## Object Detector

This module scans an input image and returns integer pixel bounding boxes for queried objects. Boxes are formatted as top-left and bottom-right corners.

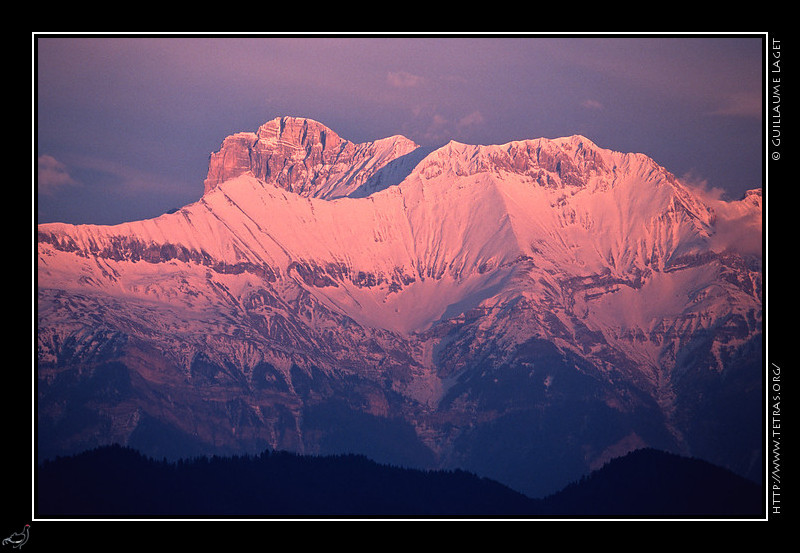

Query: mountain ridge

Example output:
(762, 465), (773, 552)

(36, 116), (763, 498)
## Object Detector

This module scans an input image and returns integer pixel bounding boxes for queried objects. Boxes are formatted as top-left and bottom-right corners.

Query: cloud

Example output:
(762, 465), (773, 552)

(457, 110), (485, 128)
(581, 99), (604, 110)
(387, 71), (424, 88)
(709, 91), (762, 118)
(679, 170), (762, 256)
(408, 113), (450, 145)
(431, 114), (447, 127)
(37, 155), (79, 195)
(710, 201), (762, 257)
(679, 169), (729, 201)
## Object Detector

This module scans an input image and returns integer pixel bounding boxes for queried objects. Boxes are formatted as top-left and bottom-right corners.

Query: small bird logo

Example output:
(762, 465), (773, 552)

(2, 525), (29, 549)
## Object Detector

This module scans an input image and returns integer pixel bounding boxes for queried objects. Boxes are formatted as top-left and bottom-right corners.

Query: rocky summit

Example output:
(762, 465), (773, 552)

(203, 116), (420, 198)
(36, 117), (762, 498)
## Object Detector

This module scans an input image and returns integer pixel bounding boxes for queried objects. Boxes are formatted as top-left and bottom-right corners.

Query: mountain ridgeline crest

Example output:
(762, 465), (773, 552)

(37, 116), (763, 501)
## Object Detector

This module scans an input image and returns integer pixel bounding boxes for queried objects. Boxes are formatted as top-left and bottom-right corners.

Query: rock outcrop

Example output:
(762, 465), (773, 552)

(203, 116), (420, 199)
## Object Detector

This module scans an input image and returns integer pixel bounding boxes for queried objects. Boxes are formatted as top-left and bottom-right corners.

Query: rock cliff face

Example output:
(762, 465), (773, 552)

(37, 117), (763, 498)
(203, 116), (420, 199)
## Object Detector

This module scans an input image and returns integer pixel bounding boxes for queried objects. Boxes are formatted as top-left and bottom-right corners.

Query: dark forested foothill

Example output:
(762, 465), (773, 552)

(35, 445), (763, 519)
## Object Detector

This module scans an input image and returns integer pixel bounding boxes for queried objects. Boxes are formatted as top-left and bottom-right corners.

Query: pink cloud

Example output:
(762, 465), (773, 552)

(581, 99), (604, 110)
(387, 71), (424, 88)
(458, 110), (485, 128)
(37, 155), (78, 195)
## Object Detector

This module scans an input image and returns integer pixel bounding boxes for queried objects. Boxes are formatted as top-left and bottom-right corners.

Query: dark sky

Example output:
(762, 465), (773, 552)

(35, 34), (765, 225)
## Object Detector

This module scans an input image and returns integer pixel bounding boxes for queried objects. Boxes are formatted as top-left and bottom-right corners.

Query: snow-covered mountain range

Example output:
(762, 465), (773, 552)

(36, 116), (763, 497)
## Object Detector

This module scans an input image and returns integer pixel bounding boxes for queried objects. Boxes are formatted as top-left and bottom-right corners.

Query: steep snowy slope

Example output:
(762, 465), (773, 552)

(39, 130), (731, 334)
(36, 117), (763, 497)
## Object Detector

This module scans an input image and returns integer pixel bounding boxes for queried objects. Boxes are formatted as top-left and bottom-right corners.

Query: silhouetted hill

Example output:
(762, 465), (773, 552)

(542, 448), (764, 518)
(35, 445), (536, 518)
(35, 445), (763, 519)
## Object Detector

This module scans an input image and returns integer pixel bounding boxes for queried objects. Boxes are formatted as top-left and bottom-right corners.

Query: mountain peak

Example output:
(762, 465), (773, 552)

(547, 133), (596, 147)
(256, 116), (344, 151)
(203, 116), (419, 199)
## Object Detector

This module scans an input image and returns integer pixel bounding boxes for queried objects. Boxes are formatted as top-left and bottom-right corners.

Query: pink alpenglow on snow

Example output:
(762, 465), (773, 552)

(37, 117), (762, 499)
